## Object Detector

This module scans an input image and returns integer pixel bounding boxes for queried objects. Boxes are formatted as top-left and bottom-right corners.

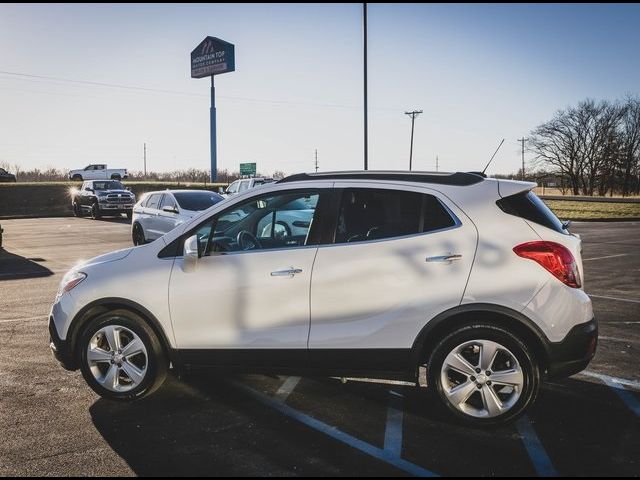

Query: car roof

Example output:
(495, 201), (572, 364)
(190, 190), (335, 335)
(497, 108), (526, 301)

(276, 170), (484, 186)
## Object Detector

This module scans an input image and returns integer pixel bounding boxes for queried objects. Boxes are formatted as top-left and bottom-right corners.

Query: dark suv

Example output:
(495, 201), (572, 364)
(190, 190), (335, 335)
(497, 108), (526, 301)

(72, 180), (136, 219)
(0, 168), (16, 182)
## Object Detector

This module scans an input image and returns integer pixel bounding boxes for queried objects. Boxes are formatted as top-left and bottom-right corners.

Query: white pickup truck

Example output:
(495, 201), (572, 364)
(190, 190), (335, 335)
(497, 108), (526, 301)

(68, 164), (128, 181)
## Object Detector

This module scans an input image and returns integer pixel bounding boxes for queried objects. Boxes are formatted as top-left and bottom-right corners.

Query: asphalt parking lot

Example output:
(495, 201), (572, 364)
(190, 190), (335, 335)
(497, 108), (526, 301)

(0, 217), (638, 476)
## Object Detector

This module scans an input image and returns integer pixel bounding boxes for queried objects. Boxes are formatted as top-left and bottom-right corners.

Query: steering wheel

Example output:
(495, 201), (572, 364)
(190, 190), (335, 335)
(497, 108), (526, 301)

(237, 230), (262, 251)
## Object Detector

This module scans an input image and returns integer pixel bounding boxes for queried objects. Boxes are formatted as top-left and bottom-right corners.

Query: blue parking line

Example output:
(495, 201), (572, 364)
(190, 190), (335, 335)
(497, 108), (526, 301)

(600, 377), (640, 417)
(516, 416), (559, 477)
(383, 390), (404, 457)
(232, 381), (438, 477)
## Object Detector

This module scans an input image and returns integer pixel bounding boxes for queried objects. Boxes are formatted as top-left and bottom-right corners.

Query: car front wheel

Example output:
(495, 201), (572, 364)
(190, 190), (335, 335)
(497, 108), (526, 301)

(90, 203), (101, 220)
(427, 324), (540, 426)
(78, 310), (168, 401)
(132, 223), (146, 245)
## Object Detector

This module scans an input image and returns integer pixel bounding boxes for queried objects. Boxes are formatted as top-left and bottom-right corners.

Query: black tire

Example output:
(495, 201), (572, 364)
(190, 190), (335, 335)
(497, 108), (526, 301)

(132, 223), (146, 246)
(111, 174), (121, 180)
(77, 310), (168, 401)
(73, 202), (83, 217)
(72, 174), (82, 181)
(126, 210), (132, 220)
(427, 323), (540, 427)
(90, 203), (101, 220)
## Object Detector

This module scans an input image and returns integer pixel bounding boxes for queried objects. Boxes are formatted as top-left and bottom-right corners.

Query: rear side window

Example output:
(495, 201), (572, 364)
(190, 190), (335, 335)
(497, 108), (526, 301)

(334, 188), (456, 243)
(496, 191), (565, 233)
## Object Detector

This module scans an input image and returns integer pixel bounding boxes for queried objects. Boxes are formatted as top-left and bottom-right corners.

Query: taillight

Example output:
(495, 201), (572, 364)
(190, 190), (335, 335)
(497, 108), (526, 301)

(513, 241), (581, 288)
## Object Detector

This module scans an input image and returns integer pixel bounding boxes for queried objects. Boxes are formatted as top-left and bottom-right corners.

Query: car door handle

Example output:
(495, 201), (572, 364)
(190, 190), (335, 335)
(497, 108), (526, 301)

(270, 268), (303, 277)
(426, 254), (462, 263)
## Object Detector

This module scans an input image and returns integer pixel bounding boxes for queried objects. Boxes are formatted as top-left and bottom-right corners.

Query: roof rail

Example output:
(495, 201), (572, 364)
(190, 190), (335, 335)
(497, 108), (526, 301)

(276, 170), (484, 186)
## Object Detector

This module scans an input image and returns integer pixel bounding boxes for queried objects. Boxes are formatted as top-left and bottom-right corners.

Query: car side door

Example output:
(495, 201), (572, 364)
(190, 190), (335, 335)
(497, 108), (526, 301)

(168, 186), (331, 367)
(156, 193), (181, 235)
(142, 193), (163, 240)
(308, 183), (478, 372)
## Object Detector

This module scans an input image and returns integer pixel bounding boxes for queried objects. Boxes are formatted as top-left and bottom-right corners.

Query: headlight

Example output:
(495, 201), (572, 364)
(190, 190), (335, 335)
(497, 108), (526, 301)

(57, 271), (87, 298)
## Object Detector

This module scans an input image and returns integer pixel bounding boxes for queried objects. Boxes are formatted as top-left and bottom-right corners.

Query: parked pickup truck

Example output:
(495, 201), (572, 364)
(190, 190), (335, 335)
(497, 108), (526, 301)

(72, 180), (136, 219)
(68, 164), (128, 181)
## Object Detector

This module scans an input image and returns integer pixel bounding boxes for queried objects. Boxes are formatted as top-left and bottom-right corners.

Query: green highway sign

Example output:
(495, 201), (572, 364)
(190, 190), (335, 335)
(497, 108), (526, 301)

(240, 162), (256, 176)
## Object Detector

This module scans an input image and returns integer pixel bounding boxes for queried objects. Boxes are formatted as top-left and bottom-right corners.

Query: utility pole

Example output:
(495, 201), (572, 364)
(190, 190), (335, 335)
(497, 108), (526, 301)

(517, 138), (527, 180)
(143, 142), (147, 177)
(314, 149), (319, 173)
(405, 110), (423, 171)
(363, 3), (369, 170)
(436, 155), (439, 172)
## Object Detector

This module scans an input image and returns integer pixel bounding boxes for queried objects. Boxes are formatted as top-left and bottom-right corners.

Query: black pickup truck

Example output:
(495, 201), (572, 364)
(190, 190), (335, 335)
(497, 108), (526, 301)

(72, 180), (136, 219)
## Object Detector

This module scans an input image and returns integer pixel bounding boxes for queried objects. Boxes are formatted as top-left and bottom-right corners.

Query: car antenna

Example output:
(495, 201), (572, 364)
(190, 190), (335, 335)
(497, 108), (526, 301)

(481, 138), (505, 175)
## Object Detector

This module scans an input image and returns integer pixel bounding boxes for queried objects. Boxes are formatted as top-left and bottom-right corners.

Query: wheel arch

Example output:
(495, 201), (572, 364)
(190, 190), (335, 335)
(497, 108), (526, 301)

(67, 297), (177, 369)
(411, 303), (552, 374)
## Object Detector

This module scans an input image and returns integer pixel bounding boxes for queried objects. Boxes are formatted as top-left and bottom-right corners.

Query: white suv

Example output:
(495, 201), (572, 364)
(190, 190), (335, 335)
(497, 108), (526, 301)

(49, 171), (596, 426)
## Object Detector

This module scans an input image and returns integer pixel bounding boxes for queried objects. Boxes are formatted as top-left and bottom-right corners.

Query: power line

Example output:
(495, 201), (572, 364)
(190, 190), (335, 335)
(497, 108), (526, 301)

(0, 69), (400, 112)
(404, 110), (423, 171)
(517, 137), (527, 180)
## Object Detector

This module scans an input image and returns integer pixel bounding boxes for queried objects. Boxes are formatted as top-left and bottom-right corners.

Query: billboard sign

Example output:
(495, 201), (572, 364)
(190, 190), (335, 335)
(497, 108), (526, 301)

(240, 162), (257, 177)
(191, 36), (235, 78)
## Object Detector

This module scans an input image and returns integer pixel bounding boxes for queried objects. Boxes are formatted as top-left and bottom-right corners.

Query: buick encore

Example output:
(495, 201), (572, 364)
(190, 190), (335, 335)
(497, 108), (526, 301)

(49, 171), (596, 426)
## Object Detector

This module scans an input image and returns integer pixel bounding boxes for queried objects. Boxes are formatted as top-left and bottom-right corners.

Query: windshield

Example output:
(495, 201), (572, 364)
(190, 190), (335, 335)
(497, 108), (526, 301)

(93, 181), (125, 190)
(174, 191), (224, 211)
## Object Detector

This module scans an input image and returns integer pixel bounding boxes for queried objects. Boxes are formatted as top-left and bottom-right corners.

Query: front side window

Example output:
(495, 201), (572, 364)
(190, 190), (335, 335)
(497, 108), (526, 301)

(334, 188), (456, 243)
(145, 193), (161, 210)
(193, 191), (320, 256)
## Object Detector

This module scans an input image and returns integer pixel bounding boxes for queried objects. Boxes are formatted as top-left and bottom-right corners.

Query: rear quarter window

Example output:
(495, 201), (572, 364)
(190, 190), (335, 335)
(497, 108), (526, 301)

(496, 191), (565, 233)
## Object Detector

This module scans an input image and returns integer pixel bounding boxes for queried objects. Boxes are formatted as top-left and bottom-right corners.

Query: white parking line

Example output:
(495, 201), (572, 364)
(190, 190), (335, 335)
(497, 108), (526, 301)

(582, 253), (629, 262)
(588, 294), (640, 304)
(580, 371), (640, 391)
(0, 316), (46, 324)
(274, 376), (300, 403)
(232, 380), (437, 477)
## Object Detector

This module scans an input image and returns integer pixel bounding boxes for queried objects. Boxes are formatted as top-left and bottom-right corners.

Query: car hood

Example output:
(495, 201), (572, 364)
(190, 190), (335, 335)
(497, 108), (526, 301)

(76, 247), (133, 270)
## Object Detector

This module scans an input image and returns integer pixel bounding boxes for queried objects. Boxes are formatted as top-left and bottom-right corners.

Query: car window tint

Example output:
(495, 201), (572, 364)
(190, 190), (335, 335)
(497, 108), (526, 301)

(334, 188), (456, 243)
(195, 191), (320, 256)
(173, 191), (223, 211)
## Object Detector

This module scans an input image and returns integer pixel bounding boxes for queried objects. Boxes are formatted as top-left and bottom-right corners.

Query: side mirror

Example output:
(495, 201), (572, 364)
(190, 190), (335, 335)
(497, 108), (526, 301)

(162, 205), (179, 214)
(183, 235), (200, 272)
(85, 187), (93, 192)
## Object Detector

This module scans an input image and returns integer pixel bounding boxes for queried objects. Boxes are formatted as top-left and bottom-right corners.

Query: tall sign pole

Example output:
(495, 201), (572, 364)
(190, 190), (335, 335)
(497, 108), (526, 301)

(363, 3), (369, 171)
(191, 36), (235, 183)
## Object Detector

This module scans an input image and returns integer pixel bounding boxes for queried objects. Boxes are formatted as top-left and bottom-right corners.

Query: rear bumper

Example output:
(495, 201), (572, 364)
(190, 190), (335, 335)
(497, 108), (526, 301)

(546, 317), (597, 379)
(49, 316), (77, 371)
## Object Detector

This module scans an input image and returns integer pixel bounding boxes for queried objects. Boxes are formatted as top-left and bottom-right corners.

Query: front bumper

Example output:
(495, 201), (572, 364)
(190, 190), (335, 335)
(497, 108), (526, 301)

(49, 315), (77, 371)
(98, 203), (133, 211)
(546, 317), (598, 379)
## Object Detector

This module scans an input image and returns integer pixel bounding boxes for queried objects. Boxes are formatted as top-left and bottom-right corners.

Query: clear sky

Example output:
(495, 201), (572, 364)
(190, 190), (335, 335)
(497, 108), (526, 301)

(1, 3), (640, 176)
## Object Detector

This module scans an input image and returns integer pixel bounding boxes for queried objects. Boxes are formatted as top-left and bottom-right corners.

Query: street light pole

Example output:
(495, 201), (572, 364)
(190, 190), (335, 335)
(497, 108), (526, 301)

(363, 3), (368, 171)
(405, 110), (423, 171)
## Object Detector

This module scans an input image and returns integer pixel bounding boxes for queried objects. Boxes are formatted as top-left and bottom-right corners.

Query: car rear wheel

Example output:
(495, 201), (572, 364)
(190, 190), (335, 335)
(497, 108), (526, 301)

(132, 223), (146, 245)
(72, 174), (82, 181)
(427, 324), (539, 426)
(78, 310), (168, 401)
(111, 174), (121, 180)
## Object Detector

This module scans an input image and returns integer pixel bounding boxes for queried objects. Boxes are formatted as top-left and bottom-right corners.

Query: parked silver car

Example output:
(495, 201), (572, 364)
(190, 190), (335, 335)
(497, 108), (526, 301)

(131, 190), (224, 245)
